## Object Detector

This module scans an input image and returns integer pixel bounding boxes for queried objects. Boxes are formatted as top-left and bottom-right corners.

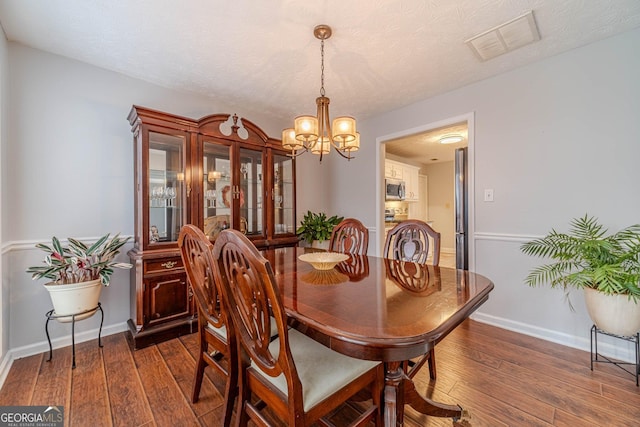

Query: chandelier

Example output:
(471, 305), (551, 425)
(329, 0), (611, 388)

(282, 25), (359, 162)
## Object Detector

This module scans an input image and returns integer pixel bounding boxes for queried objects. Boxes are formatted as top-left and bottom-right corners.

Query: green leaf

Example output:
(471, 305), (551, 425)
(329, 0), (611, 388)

(521, 214), (640, 299)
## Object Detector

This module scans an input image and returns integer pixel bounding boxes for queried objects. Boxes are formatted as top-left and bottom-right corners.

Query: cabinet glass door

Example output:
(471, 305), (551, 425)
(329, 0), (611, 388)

(273, 153), (295, 236)
(148, 132), (185, 245)
(239, 147), (264, 238)
(203, 142), (232, 239)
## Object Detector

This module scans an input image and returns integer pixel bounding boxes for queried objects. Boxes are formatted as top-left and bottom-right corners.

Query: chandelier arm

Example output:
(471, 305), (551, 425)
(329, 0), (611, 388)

(286, 146), (309, 158)
(332, 146), (354, 160)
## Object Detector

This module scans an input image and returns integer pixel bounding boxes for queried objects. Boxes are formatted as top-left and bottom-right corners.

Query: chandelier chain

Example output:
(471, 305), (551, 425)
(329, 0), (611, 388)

(320, 38), (325, 97)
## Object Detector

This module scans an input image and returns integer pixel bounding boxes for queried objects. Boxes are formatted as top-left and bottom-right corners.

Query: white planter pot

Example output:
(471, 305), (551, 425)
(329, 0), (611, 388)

(44, 279), (103, 323)
(584, 287), (640, 336)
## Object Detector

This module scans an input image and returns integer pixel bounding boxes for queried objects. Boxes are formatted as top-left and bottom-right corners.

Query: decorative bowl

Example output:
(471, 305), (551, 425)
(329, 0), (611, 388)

(298, 252), (349, 270)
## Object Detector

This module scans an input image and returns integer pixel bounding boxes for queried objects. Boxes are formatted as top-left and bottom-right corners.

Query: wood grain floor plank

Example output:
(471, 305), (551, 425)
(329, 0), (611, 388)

(455, 321), (591, 364)
(1, 320), (639, 426)
(102, 333), (155, 427)
(601, 381), (640, 405)
(0, 354), (42, 405)
(403, 385), (507, 427)
(156, 337), (225, 417)
(68, 340), (112, 426)
(448, 381), (552, 426)
(179, 332), (228, 394)
(31, 346), (73, 408)
(499, 360), (640, 425)
(435, 353), (556, 423)
(551, 408), (605, 427)
(447, 322), (614, 396)
(133, 344), (200, 427)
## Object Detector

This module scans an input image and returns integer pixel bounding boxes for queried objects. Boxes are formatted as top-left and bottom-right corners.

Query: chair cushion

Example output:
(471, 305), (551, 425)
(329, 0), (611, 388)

(251, 328), (380, 411)
(206, 322), (227, 339)
(207, 318), (279, 341)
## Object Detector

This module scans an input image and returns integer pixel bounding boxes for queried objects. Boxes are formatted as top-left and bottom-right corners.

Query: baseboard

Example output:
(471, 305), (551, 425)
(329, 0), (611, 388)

(0, 352), (12, 391)
(0, 321), (129, 389)
(471, 312), (636, 363)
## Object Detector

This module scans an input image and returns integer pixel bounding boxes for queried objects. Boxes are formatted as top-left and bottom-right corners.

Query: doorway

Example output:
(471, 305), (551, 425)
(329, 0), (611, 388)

(377, 113), (474, 270)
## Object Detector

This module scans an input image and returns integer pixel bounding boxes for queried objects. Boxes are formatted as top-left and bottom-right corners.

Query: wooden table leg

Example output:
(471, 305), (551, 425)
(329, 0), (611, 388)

(384, 362), (466, 426)
(402, 374), (462, 418)
(383, 362), (403, 427)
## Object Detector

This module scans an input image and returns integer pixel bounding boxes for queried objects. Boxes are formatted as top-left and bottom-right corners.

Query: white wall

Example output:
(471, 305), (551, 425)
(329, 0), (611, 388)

(2, 44), (289, 360)
(0, 24), (8, 371)
(326, 28), (640, 359)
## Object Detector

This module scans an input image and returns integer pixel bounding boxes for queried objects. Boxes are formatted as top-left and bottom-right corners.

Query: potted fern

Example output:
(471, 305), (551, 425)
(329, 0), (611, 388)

(521, 215), (640, 336)
(27, 233), (132, 321)
(296, 211), (343, 250)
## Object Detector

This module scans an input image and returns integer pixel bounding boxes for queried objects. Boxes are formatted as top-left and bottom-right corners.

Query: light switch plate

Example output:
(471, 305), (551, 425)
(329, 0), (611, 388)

(484, 189), (494, 202)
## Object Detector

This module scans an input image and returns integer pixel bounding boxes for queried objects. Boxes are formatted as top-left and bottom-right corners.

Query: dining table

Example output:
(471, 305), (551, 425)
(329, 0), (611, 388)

(262, 246), (495, 427)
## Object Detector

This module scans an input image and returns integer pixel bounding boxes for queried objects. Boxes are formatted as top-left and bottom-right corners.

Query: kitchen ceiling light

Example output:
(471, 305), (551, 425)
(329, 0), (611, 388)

(439, 134), (464, 144)
(282, 25), (358, 162)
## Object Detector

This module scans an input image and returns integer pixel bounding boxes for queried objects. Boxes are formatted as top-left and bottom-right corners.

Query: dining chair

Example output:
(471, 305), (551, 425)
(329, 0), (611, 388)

(384, 219), (441, 266)
(329, 217), (369, 255)
(178, 225), (237, 427)
(384, 219), (441, 380)
(212, 229), (383, 427)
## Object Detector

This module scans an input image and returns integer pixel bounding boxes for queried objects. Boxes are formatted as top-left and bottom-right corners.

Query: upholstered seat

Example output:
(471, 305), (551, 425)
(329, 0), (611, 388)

(254, 328), (379, 412)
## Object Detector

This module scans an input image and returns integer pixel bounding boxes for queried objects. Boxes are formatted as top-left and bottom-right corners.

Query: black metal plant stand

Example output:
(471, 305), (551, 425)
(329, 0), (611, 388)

(590, 324), (640, 386)
(45, 303), (104, 369)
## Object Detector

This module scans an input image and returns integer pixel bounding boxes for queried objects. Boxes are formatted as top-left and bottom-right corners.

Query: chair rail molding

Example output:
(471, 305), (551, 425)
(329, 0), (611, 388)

(473, 232), (541, 243)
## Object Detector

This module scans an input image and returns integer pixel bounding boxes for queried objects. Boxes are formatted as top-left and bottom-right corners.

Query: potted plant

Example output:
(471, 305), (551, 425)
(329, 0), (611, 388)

(296, 211), (344, 250)
(27, 233), (132, 321)
(521, 214), (640, 336)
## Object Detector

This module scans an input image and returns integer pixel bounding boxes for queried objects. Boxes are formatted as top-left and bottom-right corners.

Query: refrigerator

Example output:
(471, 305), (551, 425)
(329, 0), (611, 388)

(454, 148), (468, 270)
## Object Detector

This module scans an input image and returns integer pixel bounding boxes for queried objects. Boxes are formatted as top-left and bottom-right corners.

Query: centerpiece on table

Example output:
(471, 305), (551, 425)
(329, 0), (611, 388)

(27, 233), (132, 321)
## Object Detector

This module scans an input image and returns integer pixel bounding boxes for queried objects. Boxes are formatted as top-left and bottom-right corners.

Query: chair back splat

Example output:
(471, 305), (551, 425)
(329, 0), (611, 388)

(384, 219), (441, 266)
(329, 218), (369, 255)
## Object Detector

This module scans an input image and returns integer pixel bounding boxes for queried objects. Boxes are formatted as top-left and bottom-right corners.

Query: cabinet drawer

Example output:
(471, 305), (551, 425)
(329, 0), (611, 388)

(144, 256), (184, 274)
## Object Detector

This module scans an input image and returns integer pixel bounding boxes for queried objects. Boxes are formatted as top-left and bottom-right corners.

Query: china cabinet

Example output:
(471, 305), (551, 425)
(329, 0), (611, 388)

(127, 106), (297, 348)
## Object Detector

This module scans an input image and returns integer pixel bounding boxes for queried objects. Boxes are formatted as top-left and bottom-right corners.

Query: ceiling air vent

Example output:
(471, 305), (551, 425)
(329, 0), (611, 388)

(465, 11), (540, 61)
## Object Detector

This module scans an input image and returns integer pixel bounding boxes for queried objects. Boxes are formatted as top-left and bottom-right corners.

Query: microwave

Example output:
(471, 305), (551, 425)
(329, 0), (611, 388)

(385, 178), (406, 200)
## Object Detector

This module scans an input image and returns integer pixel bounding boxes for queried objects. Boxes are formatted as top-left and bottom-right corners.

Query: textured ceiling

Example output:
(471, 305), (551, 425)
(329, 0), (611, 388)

(386, 122), (469, 165)
(1, 0), (639, 127)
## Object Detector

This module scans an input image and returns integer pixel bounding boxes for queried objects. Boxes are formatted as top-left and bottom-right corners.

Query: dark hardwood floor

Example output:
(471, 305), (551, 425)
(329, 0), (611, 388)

(1, 319), (639, 426)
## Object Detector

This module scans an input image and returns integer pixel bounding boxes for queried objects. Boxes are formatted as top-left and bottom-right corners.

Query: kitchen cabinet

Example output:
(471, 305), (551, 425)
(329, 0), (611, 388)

(127, 106), (297, 348)
(385, 160), (403, 179)
(385, 159), (420, 202)
(403, 164), (420, 202)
